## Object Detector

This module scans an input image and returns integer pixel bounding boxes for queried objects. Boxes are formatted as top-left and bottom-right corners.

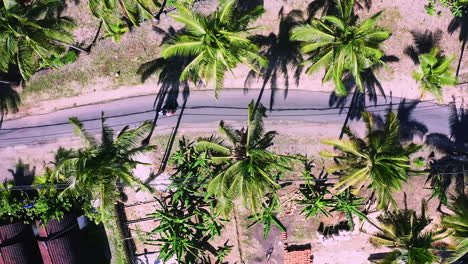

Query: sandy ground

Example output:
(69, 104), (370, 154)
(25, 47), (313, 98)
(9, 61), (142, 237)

(3, 0), (467, 121)
(0, 119), (454, 263)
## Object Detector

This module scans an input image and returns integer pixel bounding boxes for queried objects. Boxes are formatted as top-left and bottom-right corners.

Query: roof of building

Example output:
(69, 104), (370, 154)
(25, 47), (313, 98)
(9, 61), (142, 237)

(281, 232), (313, 264)
(37, 214), (87, 264)
(0, 222), (42, 264)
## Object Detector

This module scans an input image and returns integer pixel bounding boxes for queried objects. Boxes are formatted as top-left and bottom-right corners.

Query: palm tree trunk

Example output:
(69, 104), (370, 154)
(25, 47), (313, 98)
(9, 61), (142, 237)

(87, 20), (103, 52)
(339, 90), (359, 139)
(154, 0), (168, 21)
(232, 206), (244, 263)
(104, 203), (131, 264)
(456, 39), (466, 77)
(53, 40), (89, 54)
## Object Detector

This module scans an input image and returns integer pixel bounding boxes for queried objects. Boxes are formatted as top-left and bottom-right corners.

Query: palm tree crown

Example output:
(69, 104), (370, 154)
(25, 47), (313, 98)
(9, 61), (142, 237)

(55, 115), (155, 223)
(195, 101), (294, 216)
(0, 0), (75, 80)
(370, 200), (448, 264)
(290, 0), (390, 95)
(161, 0), (268, 97)
(442, 194), (468, 262)
(320, 110), (421, 209)
(412, 47), (458, 100)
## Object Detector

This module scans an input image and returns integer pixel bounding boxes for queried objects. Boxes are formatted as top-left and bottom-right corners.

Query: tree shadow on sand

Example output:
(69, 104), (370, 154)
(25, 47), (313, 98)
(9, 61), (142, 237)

(447, 8), (468, 76)
(404, 29), (442, 65)
(425, 98), (468, 211)
(137, 26), (191, 145)
(8, 159), (36, 186)
(328, 56), (399, 139)
(245, 8), (304, 111)
(0, 82), (21, 129)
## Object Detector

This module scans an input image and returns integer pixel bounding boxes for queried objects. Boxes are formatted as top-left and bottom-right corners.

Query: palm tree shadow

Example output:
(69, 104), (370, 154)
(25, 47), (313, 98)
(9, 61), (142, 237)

(448, 8), (468, 76)
(425, 98), (468, 197)
(245, 8), (304, 111)
(306, 0), (372, 19)
(235, 0), (264, 13)
(8, 159), (35, 186)
(404, 30), (442, 65)
(0, 83), (21, 129)
(138, 26), (191, 145)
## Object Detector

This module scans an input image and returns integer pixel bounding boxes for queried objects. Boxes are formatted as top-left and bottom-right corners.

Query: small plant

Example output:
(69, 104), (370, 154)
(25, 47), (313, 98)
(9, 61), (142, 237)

(426, 0), (467, 17)
(413, 157), (426, 168)
(247, 197), (286, 240)
(39, 50), (78, 69)
(412, 47), (458, 101)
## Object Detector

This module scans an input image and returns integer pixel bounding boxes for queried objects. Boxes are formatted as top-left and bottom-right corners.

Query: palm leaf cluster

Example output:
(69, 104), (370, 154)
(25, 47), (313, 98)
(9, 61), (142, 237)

(144, 138), (231, 263)
(321, 110), (422, 209)
(0, 0), (75, 80)
(54, 115), (155, 224)
(442, 194), (468, 262)
(298, 165), (368, 231)
(370, 201), (448, 264)
(412, 47), (458, 100)
(0, 83), (20, 128)
(290, 0), (390, 95)
(195, 101), (295, 216)
(161, 0), (267, 97)
(88, 0), (160, 41)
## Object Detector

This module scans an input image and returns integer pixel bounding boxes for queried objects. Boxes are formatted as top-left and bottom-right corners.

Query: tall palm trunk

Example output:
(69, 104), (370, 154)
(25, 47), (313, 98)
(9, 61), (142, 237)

(105, 203), (131, 264)
(232, 206), (244, 263)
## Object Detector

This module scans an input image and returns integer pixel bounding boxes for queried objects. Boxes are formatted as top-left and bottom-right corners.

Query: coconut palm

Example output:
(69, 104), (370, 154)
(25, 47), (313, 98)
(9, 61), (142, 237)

(369, 200), (448, 264)
(290, 0), (390, 96)
(195, 101), (295, 216)
(320, 110), (422, 209)
(412, 47), (458, 100)
(442, 194), (468, 262)
(54, 114), (155, 264)
(0, 0), (75, 80)
(161, 0), (267, 97)
(88, 0), (160, 41)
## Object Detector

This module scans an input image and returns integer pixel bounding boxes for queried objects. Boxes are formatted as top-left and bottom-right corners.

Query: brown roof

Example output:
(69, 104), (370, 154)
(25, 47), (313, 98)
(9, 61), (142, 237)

(0, 222), (42, 264)
(37, 214), (87, 264)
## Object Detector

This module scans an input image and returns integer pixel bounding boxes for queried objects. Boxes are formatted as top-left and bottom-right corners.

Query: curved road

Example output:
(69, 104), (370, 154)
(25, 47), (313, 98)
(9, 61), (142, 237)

(0, 89), (452, 148)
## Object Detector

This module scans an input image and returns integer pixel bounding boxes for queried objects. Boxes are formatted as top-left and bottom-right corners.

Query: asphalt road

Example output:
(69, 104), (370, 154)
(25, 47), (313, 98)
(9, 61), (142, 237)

(0, 89), (452, 148)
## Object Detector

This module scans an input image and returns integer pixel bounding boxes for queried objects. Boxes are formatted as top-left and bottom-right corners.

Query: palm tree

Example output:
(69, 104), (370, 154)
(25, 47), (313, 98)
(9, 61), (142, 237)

(441, 194), (468, 262)
(0, 0), (75, 80)
(369, 200), (448, 264)
(290, 0), (390, 96)
(412, 47), (458, 101)
(54, 114), (155, 264)
(195, 101), (295, 216)
(88, 0), (160, 41)
(0, 83), (20, 129)
(320, 110), (422, 209)
(161, 0), (267, 97)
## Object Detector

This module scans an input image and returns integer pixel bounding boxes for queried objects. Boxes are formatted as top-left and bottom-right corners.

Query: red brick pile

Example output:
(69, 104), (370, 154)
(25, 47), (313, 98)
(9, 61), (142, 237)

(282, 232), (313, 264)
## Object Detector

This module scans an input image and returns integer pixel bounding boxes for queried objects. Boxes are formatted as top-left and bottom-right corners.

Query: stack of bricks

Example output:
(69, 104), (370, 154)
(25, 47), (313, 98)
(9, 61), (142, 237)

(281, 232), (313, 264)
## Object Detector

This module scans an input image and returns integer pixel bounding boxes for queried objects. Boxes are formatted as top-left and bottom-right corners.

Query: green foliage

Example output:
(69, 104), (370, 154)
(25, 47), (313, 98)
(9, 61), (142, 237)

(425, 0), (467, 17)
(370, 200), (448, 264)
(39, 50), (78, 69)
(54, 115), (155, 224)
(31, 167), (90, 225)
(441, 194), (468, 262)
(143, 138), (231, 263)
(412, 157), (426, 168)
(0, 0), (75, 80)
(321, 110), (422, 210)
(247, 196), (286, 240)
(412, 47), (458, 101)
(297, 161), (369, 231)
(290, 0), (390, 96)
(0, 83), (20, 125)
(0, 182), (33, 224)
(167, 0), (194, 7)
(195, 101), (296, 216)
(88, 0), (160, 41)
(161, 0), (267, 96)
